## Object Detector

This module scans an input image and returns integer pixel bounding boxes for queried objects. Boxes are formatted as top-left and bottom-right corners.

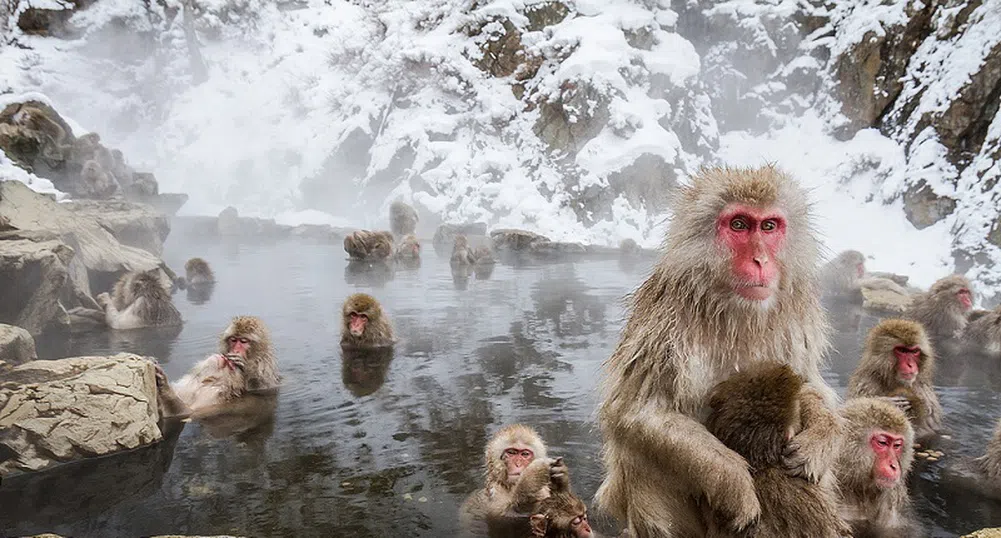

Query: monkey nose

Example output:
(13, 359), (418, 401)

(753, 255), (769, 266)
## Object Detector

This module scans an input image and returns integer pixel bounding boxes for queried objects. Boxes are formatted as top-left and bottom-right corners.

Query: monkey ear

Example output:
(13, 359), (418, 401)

(530, 514), (548, 537)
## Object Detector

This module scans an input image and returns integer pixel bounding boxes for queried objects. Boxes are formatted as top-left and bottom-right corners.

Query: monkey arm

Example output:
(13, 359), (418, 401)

(508, 458), (556, 513)
(783, 386), (844, 483)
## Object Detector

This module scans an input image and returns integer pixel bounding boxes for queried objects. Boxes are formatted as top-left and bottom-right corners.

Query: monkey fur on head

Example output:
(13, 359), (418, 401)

(184, 257), (215, 285)
(390, 200), (418, 237)
(705, 361), (848, 538)
(344, 230), (394, 261)
(99, 270), (182, 329)
(220, 315), (280, 390)
(341, 293), (395, 348)
(906, 274), (974, 343)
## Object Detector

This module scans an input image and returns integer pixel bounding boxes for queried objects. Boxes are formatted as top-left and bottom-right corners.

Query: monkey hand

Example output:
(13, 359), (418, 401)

(714, 466), (760, 534)
(95, 292), (111, 309)
(152, 363), (169, 388)
(883, 395), (912, 413)
(782, 429), (835, 483)
(548, 457), (570, 492)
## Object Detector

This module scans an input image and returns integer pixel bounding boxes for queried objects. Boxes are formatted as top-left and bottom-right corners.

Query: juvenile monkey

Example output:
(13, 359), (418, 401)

(460, 424), (567, 535)
(597, 166), (839, 538)
(529, 492), (594, 538)
(907, 274), (974, 343)
(341, 293), (395, 348)
(704, 362), (848, 538)
(963, 306), (1001, 357)
(819, 249), (865, 300)
(847, 319), (942, 441)
(80, 159), (118, 198)
(344, 230), (394, 261)
(184, 257), (215, 285)
(834, 398), (919, 538)
(451, 235), (495, 267)
(394, 234), (422, 269)
(389, 199), (419, 236)
(97, 270), (182, 329)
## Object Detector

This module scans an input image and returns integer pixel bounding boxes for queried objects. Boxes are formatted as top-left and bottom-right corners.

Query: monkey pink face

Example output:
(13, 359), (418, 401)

(957, 288), (973, 310)
(893, 345), (920, 383)
(572, 512), (593, 537)
(227, 335), (251, 357)
(856, 262), (865, 278)
(502, 446), (534, 481)
(716, 204), (786, 301)
(870, 430), (905, 489)
(349, 312), (368, 336)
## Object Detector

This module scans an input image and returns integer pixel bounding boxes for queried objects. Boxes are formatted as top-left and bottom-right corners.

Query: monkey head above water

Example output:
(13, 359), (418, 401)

(97, 270), (182, 330)
(219, 316), (280, 391)
(184, 257), (215, 285)
(907, 274), (974, 343)
(341, 293), (395, 348)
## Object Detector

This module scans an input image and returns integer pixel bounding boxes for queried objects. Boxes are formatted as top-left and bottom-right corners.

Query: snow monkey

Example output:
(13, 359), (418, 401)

(451, 234), (495, 267)
(459, 424), (568, 536)
(184, 257), (215, 285)
(596, 165), (840, 538)
(704, 361), (849, 538)
(154, 316), (280, 418)
(389, 199), (419, 236)
(97, 270), (182, 329)
(340, 293), (395, 348)
(394, 234), (422, 269)
(820, 249), (865, 300)
(80, 159), (118, 198)
(847, 319), (942, 441)
(528, 491), (594, 538)
(344, 230), (394, 261)
(963, 305), (1001, 357)
(834, 398), (920, 538)
(906, 274), (974, 344)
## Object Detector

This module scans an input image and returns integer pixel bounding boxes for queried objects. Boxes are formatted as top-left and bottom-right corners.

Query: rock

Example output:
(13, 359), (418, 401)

(490, 228), (551, 251)
(0, 180), (166, 282)
(534, 80), (610, 154)
(0, 237), (73, 335)
(0, 354), (163, 475)
(15, 0), (89, 38)
(63, 199), (170, 256)
(575, 154), (678, 224)
(529, 241), (587, 258)
(142, 192), (189, 215)
(126, 171), (159, 197)
(860, 278), (913, 313)
(0, 324), (37, 366)
(866, 271), (909, 287)
(963, 530), (1001, 538)
(290, 224), (350, 242)
(0, 229), (98, 314)
(902, 181), (957, 229)
(65, 307), (107, 332)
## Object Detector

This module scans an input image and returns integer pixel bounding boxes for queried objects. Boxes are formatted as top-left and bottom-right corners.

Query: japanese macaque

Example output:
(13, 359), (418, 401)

(907, 274), (974, 343)
(97, 270), (182, 329)
(80, 159), (118, 198)
(529, 492), (594, 538)
(390, 199), (419, 236)
(964, 306), (1001, 357)
(834, 398), (919, 538)
(184, 257), (215, 285)
(820, 249), (865, 300)
(344, 230), (394, 261)
(341, 346), (394, 397)
(704, 362), (848, 538)
(847, 319), (942, 441)
(597, 166), (839, 538)
(394, 234), (422, 268)
(971, 418), (1001, 498)
(459, 424), (566, 536)
(451, 235), (496, 267)
(219, 315), (281, 391)
(619, 238), (640, 257)
(341, 293), (395, 348)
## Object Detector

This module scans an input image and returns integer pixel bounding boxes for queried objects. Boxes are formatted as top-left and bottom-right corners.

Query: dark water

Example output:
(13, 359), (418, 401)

(3, 230), (1001, 537)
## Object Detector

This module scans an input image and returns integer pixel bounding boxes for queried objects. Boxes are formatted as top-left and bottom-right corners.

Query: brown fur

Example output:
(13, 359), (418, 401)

(394, 234), (421, 260)
(98, 270), (182, 329)
(530, 492), (592, 538)
(81, 159), (118, 198)
(835, 398), (918, 538)
(220, 316), (280, 390)
(907, 274), (973, 342)
(964, 306), (1001, 356)
(344, 230), (394, 261)
(704, 362), (847, 538)
(460, 424), (553, 536)
(452, 234), (495, 267)
(977, 419), (1001, 481)
(847, 319), (942, 440)
(596, 165), (837, 538)
(390, 200), (419, 236)
(184, 257), (215, 285)
(340, 293), (395, 348)
(820, 249), (865, 299)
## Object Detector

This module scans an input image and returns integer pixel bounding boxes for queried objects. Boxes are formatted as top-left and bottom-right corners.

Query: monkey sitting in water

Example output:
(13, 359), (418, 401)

(341, 293), (395, 348)
(344, 230), (394, 261)
(97, 270), (182, 329)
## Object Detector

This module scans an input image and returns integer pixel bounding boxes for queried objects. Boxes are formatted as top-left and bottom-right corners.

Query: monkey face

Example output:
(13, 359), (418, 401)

(348, 312), (369, 336)
(716, 204), (786, 302)
(957, 287), (973, 310)
(870, 430), (905, 489)
(227, 335), (253, 357)
(893, 345), (920, 384)
(502, 446), (535, 482)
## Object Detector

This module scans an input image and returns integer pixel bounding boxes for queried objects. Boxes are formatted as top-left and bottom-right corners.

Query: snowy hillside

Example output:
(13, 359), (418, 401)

(1, 0), (999, 291)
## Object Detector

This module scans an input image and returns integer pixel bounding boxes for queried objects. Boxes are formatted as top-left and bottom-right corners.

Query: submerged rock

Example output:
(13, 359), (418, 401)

(0, 324), (37, 366)
(0, 354), (163, 475)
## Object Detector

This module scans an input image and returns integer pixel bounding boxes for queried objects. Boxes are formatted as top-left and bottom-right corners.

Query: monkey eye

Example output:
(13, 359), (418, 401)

(227, 336), (249, 344)
(729, 217), (749, 231)
(760, 219), (778, 231)
(520, 449), (532, 458)
(572, 517), (582, 525)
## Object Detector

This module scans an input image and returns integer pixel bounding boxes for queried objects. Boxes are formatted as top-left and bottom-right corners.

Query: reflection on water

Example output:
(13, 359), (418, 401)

(5, 234), (1001, 537)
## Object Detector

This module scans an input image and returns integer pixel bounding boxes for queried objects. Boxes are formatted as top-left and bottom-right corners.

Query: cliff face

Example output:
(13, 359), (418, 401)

(1, 0), (999, 284)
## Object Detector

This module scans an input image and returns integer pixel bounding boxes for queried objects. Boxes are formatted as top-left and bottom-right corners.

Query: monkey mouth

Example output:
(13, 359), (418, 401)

(734, 283), (774, 301)
(874, 476), (898, 489)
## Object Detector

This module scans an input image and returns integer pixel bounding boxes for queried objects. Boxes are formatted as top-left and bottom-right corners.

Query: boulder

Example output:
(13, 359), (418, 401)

(63, 199), (171, 256)
(963, 530), (1001, 538)
(529, 241), (588, 258)
(0, 237), (73, 335)
(0, 229), (98, 314)
(490, 228), (551, 251)
(0, 354), (163, 475)
(861, 278), (913, 313)
(290, 223), (351, 242)
(217, 206), (290, 238)
(902, 181), (957, 229)
(0, 324), (37, 366)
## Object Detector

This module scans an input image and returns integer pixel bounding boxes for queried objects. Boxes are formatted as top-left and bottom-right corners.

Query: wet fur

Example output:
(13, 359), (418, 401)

(906, 274), (973, 343)
(344, 230), (394, 261)
(596, 165), (838, 538)
(704, 362), (848, 538)
(100, 270), (182, 329)
(341, 293), (395, 348)
(172, 355), (247, 415)
(963, 306), (1001, 356)
(847, 319), (942, 440)
(184, 257), (216, 285)
(835, 398), (918, 538)
(390, 200), (419, 236)
(221, 316), (281, 390)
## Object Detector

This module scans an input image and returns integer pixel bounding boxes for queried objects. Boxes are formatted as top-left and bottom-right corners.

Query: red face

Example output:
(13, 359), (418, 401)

(349, 312), (368, 336)
(870, 430), (905, 489)
(893, 345), (920, 382)
(716, 204), (786, 301)
(503, 446), (534, 480)
(571, 512), (593, 537)
(957, 288), (973, 310)
(856, 262), (865, 278)
(227, 335), (250, 357)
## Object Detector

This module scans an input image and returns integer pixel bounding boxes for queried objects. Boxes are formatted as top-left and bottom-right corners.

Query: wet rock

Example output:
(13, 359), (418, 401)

(490, 228), (551, 252)
(860, 278), (913, 313)
(0, 324), (37, 366)
(529, 241), (587, 258)
(63, 200), (170, 256)
(902, 181), (957, 229)
(216, 207), (289, 238)
(0, 237), (73, 335)
(0, 354), (163, 475)
(963, 530), (1001, 538)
